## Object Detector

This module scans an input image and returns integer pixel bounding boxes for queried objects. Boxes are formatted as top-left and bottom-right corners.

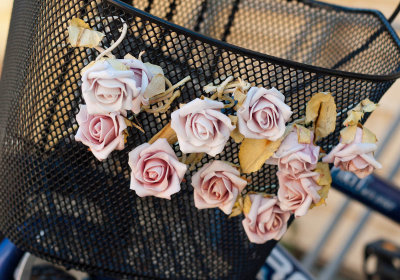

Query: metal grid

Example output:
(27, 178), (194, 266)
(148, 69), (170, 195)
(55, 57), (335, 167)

(0, 0), (399, 278)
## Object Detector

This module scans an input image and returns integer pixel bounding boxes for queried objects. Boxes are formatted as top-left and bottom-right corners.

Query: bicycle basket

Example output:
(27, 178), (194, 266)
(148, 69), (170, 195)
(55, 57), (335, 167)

(0, 0), (400, 279)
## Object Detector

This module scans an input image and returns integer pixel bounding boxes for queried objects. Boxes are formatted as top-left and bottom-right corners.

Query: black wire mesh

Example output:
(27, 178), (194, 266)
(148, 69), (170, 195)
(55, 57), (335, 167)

(0, 0), (400, 279)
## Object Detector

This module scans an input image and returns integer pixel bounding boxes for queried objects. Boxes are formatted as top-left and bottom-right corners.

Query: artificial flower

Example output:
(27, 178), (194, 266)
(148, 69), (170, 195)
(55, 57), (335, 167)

(128, 138), (187, 199)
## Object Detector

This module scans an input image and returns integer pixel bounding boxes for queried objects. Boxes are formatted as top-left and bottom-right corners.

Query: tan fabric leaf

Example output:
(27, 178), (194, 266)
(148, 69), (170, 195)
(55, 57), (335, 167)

(149, 122), (177, 145)
(343, 99), (378, 126)
(229, 195), (244, 218)
(68, 18), (104, 48)
(233, 88), (247, 110)
(183, 153), (205, 171)
(231, 127), (245, 143)
(362, 126), (377, 143)
(70, 17), (90, 29)
(311, 162), (332, 208)
(243, 195), (252, 215)
(144, 62), (164, 76)
(295, 124), (312, 144)
(305, 92), (337, 140)
(343, 111), (363, 126)
(361, 99), (378, 113)
(124, 54), (135, 59)
(239, 138), (282, 173)
(340, 125), (357, 144)
(229, 115), (244, 143)
(143, 74), (166, 99)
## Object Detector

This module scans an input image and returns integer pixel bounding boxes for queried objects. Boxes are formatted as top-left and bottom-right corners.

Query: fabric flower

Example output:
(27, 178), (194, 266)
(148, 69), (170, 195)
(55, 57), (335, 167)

(171, 98), (235, 157)
(277, 171), (321, 217)
(192, 160), (247, 214)
(237, 87), (292, 141)
(128, 138), (187, 199)
(274, 129), (320, 176)
(322, 127), (382, 178)
(81, 58), (152, 114)
(242, 194), (290, 244)
(75, 105), (127, 161)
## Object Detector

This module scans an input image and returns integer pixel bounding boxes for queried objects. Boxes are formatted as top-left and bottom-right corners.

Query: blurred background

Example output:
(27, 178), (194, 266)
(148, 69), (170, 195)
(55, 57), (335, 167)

(0, 0), (399, 279)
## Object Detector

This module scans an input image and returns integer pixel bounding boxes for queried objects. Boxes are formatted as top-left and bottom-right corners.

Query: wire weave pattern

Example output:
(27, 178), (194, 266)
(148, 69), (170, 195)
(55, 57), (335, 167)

(0, 0), (399, 278)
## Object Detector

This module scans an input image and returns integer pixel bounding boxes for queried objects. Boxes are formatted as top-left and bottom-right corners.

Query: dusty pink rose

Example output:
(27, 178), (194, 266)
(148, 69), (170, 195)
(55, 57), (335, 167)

(322, 127), (382, 178)
(242, 194), (290, 244)
(75, 105), (127, 161)
(277, 171), (321, 217)
(274, 129), (320, 176)
(238, 87), (292, 141)
(171, 98), (235, 156)
(82, 58), (152, 114)
(128, 138), (187, 199)
(192, 160), (247, 214)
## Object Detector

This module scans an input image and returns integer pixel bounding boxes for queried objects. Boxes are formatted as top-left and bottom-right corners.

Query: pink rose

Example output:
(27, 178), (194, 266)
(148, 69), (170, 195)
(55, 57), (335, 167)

(192, 160), (247, 214)
(275, 130), (320, 176)
(75, 105), (127, 161)
(128, 138), (187, 199)
(81, 58), (152, 114)
(277, 171), (321, 217)
(242, 195), (290, 244)
(238, 87), (292, 141)
(171, 98), (235, 156)
(322, 127), (382, 178)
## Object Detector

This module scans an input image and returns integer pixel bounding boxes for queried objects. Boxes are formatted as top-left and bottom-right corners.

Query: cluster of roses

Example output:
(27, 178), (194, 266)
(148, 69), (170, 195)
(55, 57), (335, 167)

(71, 18), (382, 244)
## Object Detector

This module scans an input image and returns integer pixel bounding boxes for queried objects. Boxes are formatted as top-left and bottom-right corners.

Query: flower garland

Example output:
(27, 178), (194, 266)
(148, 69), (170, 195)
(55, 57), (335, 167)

(67, 17), (382, 244)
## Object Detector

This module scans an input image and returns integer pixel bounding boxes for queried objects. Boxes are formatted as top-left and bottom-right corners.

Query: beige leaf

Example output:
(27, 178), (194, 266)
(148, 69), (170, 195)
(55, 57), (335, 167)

(143, 74), (166, 99)
(340, 125), (357, 144)
(149, 122), (177, 145)
(231, 127), (245, 143)
(229, 195), (244, 218)
(243, 195), (252, 215)
(343, 111), (363, 127)
(144, 62), (164, 76)
(305, 92), (337, 140)
(229, 115), (244, 143)
(124, 53), (135, 60)
(182, 153), (205, 171)
(239, 138), (282, 173)
(362, 126), (377, 143)
(295, 124), (312, 144)
(68, 18), (104, 48)
(311, 162), (332, 208)
(343, 99), (378, 126)
(233, 88), (247, 110)
(361, 98), (378, 113)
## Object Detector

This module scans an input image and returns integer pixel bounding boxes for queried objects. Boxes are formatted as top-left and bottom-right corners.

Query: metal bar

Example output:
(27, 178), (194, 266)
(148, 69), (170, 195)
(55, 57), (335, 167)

(301, 198), (351, 270)
(318, 208), (372, 280)
(388, 2), (400, 23)
(301, 113), (400, 271)
(318, 155), (400, 280)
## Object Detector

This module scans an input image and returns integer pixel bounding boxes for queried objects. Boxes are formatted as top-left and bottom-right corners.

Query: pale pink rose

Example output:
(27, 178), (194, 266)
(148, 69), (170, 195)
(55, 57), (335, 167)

(128, 138), (187, 199)
(171, 98), (235, 157)
(238, 87), (292, 141)
(81, 58), (152, 114)
(274, 130), (320, 176)
(75, 105), (127, 161)
(277, 171), (321, 217)
(192, 160), (247, 214)
(322, 127), (382, 178)
(242, 194), (290, 244)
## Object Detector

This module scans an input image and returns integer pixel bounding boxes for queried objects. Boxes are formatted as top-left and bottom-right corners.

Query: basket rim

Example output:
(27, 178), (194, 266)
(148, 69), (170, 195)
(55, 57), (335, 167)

(108, 0), (400, 82)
